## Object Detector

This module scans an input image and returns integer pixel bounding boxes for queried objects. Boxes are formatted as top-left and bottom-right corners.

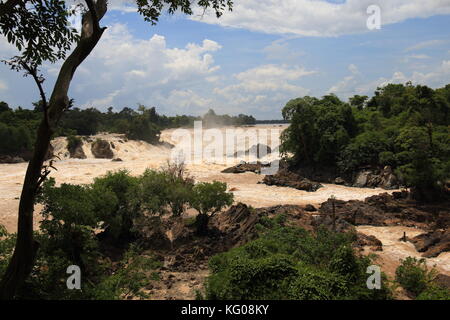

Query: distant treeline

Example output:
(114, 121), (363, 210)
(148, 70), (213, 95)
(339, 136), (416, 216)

(255, 119), (290, 124)
(0, 102), (257, 159)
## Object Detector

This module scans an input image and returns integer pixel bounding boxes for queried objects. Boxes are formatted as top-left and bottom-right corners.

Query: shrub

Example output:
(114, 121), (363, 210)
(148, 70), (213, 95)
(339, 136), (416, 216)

(205, 223), (392, 300)
(416, 285), (450, 300)
(190, 181), (234, 235)
(395, 257), (436, 297)
(91, 170), (139, 240)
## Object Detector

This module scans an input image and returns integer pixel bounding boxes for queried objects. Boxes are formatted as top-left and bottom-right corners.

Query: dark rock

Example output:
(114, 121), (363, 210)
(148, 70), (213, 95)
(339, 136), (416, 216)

(262, 169), (322, 192)
(410, 229), (450, 258)
(68, 138), (86, 159)
(221, 161), (269, 174)
(355, 233), (383, 251)
(91, 139), (114, 159)
(334, 177), (345, 185)
(353, 167), (399, 189)
(112, 158), (123, 162)
(304, 204), (317, 212)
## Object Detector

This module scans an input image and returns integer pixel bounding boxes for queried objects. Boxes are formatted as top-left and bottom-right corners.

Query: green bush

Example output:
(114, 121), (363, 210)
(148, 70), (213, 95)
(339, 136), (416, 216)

(92, 170), (139, 240)
(395, 257), (435, 297)
(416, 285), (450, 300)
(190, 181), (234, 235)
(205, 224), (392, 300)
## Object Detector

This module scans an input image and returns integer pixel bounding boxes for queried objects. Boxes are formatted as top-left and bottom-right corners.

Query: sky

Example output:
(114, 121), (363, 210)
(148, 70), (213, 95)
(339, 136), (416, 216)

(1, 0), (450, 119)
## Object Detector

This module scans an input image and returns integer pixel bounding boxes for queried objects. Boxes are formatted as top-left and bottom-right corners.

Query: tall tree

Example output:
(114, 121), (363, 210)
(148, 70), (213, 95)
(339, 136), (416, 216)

(0, 0), (233, 299)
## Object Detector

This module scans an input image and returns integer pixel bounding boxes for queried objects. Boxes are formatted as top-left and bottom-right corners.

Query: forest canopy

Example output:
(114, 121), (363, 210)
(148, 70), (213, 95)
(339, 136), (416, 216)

(280, 82), (450, 200)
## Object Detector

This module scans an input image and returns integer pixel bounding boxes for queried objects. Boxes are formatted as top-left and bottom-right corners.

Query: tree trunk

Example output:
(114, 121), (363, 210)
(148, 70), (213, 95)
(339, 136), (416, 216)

(0, 120), (51, 299)
(195, 213), (210, 236)
(0, 0), (107, 299)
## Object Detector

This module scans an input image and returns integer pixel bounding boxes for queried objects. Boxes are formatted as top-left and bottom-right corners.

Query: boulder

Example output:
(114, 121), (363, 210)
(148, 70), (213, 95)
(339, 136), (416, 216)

(68, 138), (86, 159)
(353, 167), (399, 189)
(334, 177), (345, 185)
(304, 204), (317, 212)
(262, 169), (322, 192)
(221, 161), (269, 174)
(353, 170), (371, 188)
(410, 230), (450, 258)
(70, 145), (86, 159)
(91, 139), (114, 159)
(112, 158), (123, 162)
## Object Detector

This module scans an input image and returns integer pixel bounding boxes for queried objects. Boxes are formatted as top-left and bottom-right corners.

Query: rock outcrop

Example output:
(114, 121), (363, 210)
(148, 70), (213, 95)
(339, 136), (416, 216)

(410, 229), (450, 258)
(68, 139), (86, 159)
(262, 169), (322, 192)
(221, 161), (270, 174)
(91, 139), (114, 159)
(353, 166), (399, 189)
(314, 193), (449, 232)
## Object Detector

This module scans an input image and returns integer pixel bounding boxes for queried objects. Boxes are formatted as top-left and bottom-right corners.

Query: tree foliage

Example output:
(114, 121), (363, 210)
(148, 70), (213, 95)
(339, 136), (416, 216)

(281, 83), (450, 199)
(206, 221), (392, 300)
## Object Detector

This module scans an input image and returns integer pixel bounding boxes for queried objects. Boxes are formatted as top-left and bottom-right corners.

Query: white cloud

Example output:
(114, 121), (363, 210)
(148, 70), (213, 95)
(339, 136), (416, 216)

(351, 60), (450, 98)
(192, 0), (450, 37)
(328, 64), (361, 97)
(405, 39), (447, 52)
(67, 23), (222, 114)
(213, 64), (315, 115)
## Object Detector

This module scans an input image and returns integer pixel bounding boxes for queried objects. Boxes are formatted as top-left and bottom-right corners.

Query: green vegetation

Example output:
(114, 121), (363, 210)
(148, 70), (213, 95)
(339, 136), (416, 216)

(205, 219), (392, 300)
(191, 181), (234, 235)
(0, 165), (234, 299)
(281, 83), (450, 200)
(395, 257), (449, 299)
(203, 109), (256, 127)
(0, 102), (257, 159)
(0, 102), (40, 158)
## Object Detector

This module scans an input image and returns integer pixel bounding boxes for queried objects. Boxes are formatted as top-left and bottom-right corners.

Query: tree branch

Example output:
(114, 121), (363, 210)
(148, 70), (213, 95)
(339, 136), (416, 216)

(20, 61), (49, 123)
(84, 0), (101, 33)
(0, 0), (25, 18)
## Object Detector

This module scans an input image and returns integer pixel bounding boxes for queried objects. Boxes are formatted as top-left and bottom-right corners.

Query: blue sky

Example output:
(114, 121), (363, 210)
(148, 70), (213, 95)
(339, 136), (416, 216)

(1, 0), (450, 119)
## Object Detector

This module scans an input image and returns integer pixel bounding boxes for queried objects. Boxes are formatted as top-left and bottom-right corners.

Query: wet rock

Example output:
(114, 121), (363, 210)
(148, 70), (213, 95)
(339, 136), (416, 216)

(355, 233), (383, 251)
(68, 139), (86, 159)
(353, 170), (371, 188)
(334, 177), (345, 185)
(221, 161), (269, 174)
(353, 167), (399, 189)
(410, 229), (450, 258)
(112, 158), (123, 162)
(91, 139), (114, 159)
(262, 169), (322, 192)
